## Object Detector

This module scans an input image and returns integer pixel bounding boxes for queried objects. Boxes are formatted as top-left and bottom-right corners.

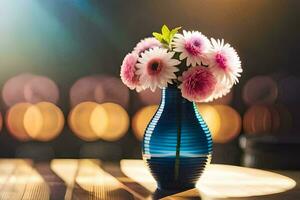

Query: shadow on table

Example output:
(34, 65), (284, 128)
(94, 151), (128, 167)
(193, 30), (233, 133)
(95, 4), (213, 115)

(152, 188), (202, 200)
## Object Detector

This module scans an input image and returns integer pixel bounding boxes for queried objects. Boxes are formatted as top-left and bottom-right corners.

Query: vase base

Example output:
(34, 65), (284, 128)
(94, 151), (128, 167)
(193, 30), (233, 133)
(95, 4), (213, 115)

(144, 155), (210, 193)
(153, 186), (196, 199)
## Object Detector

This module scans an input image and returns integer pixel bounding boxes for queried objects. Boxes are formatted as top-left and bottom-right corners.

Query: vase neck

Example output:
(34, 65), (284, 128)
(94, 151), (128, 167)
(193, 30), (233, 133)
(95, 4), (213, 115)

(161, 87), (193, 107)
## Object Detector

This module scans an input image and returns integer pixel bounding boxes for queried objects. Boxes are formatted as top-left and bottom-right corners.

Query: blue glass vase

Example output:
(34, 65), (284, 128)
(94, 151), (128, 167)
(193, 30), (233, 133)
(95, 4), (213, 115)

(142, 86), (213, 191)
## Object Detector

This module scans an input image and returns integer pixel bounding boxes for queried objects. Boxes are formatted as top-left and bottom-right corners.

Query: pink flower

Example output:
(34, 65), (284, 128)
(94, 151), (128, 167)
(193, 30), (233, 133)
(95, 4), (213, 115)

(204, 83), (231, 102)
(180, 66), (216, 102)
(136, 47), (180, 91)
(172, 30), (211, 66)
(120, 52), (143, 91)
(133, 37), (162, 55)
(207, 38), (242, 86)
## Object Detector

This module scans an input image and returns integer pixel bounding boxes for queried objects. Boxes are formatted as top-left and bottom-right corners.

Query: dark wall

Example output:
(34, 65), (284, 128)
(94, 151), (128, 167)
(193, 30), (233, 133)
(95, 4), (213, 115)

(1, 0), (299, 80)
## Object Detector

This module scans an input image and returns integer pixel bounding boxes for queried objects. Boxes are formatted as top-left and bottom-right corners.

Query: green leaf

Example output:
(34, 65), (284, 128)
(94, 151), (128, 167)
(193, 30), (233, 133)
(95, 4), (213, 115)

(152, 32), (163, 42)
(170, 27), (182, 42)
(171, 27), (181, 36)
(153, 25), (182, 46)
(161, 25), (170, 36)
(161, 25), (171, 43)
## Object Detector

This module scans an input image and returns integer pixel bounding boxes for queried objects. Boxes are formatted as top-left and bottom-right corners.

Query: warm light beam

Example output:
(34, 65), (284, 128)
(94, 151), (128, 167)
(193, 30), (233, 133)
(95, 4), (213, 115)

(121, 159), (296, 198)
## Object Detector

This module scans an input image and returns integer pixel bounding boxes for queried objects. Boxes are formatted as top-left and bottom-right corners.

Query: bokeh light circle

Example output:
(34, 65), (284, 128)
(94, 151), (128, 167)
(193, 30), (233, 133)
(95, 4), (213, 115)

(70, 75), (129, 109)
(197, 104), (221, 142)
(2, 73), (59, 107)
(89, 105), (108, 137)
(2, 73), (35, 107)
(94, 77), (129, 109)
(94, 103), (129, 141)
(197, 104), (241, 143)
(243, 105), (272, 135)
(6, 103), (32, 141)
(70, 76), (102, 108)
(25, 102), (64, 141)
(138, 89), (161, 105)
(23, 105), (44, 138)
(24, 75), (59, 104)
(213, 105), (241, 143)
(243, 76), (278, 106)
(68, 102), (100, 141)
(69, 102), (129, 141)
(243, 104), (292, 135)
(6, 102), (64, 141)
(132, 105), (158, 140)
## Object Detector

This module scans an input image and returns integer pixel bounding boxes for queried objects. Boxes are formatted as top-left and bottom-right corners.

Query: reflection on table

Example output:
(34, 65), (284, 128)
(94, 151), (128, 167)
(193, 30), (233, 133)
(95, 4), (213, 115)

(0, 159), (298, 200)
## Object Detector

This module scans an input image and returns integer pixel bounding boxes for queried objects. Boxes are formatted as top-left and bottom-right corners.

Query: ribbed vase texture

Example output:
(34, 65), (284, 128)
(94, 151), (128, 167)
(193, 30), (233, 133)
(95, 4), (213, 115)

(142, 86), (213, 190)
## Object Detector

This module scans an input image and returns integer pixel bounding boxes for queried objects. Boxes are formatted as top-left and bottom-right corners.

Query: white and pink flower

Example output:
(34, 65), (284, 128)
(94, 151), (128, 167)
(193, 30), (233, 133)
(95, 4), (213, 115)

(172, 30), (211, 67)
(120, 52), (143, 92)
(180, 66), (216, 102)
(136, 47), (180, 91)
(207, 38), (242, 86)
(133, 37), (162, 55)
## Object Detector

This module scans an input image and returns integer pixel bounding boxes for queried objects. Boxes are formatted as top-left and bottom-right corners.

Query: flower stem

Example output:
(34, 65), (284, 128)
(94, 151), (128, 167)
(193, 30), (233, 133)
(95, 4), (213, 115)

(174, 91), (182, 180)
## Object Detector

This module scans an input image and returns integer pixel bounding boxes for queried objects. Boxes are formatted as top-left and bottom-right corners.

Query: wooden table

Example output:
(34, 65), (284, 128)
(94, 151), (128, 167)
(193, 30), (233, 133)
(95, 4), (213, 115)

(0, 159), (299, 200)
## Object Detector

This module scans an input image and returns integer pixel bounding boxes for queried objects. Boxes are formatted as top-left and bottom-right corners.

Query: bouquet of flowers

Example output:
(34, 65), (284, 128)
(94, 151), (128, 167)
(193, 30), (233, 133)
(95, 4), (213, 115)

(120, 25), (242, 102)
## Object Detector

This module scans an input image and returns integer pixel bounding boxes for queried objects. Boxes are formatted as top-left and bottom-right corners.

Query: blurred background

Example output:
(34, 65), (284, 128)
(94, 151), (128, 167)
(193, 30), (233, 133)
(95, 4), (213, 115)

(0, 0), (299, 169)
